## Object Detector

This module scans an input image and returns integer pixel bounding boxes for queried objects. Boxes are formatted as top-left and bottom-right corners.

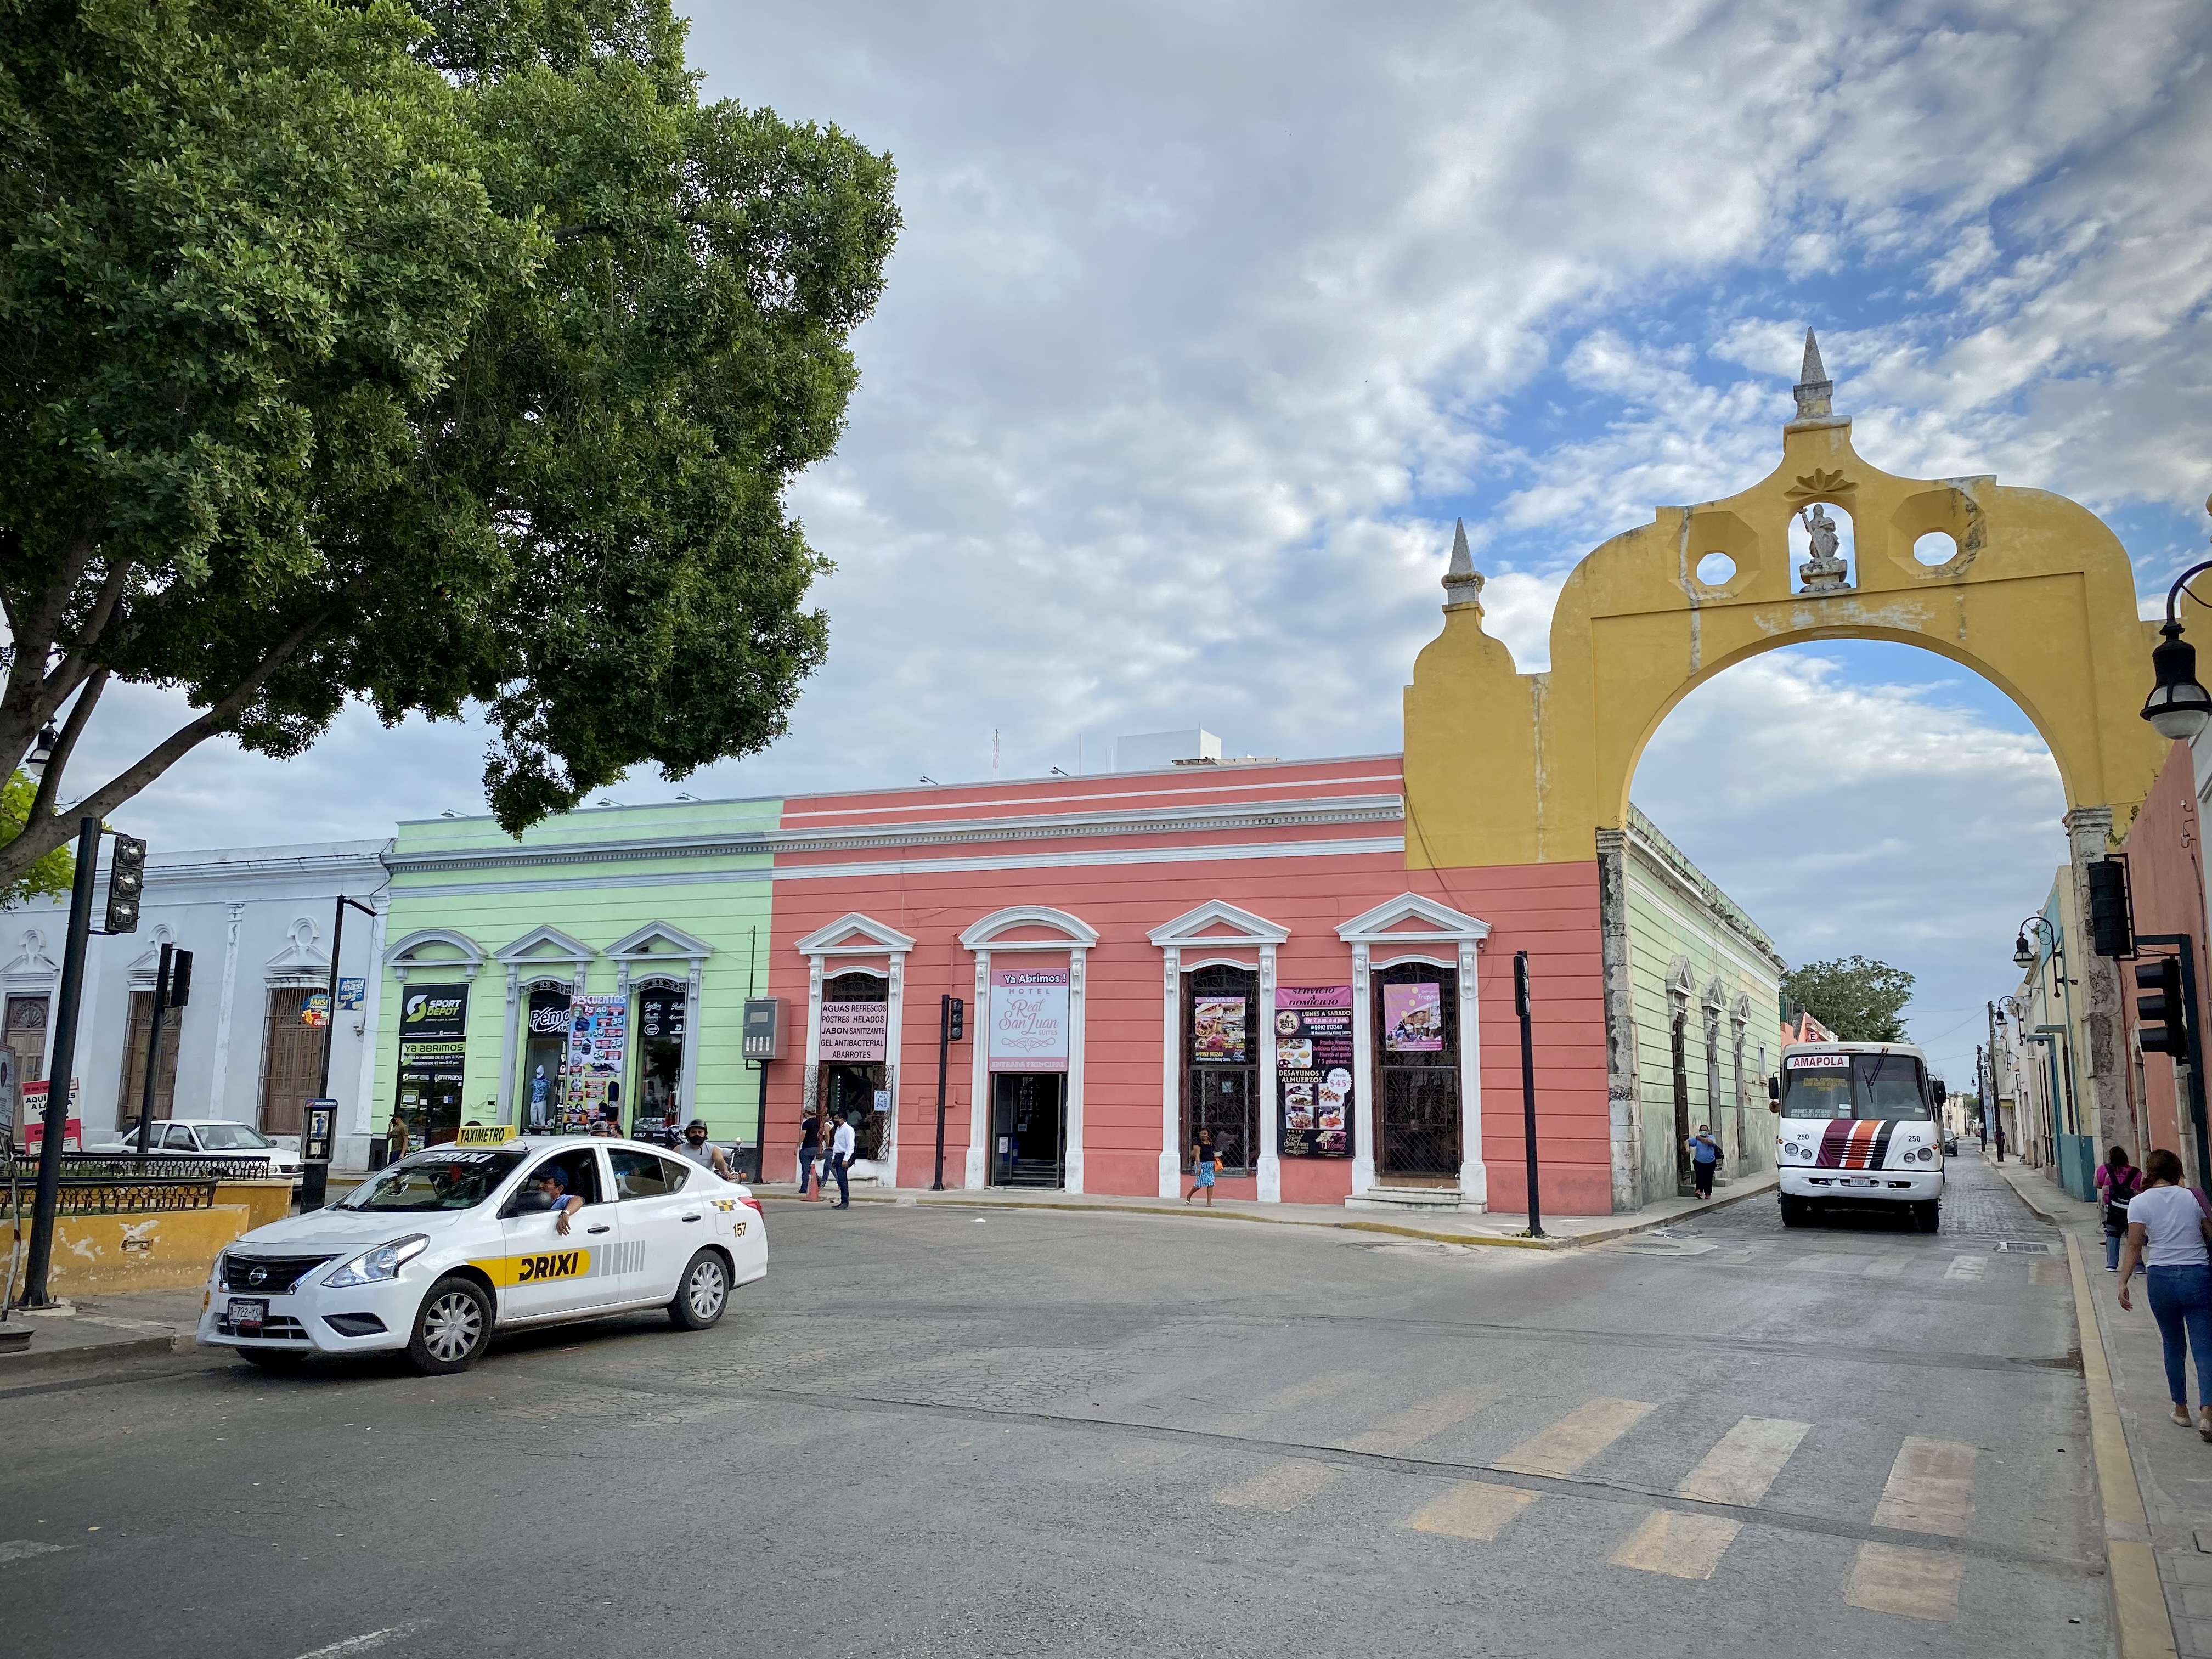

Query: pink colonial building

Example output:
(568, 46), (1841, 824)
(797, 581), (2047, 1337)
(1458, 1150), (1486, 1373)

(756, 743), (1766, 1217)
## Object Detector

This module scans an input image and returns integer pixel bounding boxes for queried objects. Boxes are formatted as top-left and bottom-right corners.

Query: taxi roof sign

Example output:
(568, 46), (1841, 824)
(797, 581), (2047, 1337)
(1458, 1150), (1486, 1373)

(455, 1123), (520, 1147)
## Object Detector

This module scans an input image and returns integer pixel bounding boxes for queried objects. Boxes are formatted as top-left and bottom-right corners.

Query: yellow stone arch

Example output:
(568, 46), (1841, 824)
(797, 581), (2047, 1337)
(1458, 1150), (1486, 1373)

(1403, 375), (2168, 872)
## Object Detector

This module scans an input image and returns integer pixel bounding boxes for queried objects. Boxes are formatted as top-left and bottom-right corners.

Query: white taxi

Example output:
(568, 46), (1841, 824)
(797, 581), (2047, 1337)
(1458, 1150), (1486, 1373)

(195, 1131), (766, 1374)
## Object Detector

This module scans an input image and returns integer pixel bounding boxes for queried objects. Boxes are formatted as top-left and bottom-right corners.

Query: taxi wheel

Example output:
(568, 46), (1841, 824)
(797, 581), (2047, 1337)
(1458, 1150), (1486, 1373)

(668, 1250), (729, 1331)
(409, 1276), (493, 1374)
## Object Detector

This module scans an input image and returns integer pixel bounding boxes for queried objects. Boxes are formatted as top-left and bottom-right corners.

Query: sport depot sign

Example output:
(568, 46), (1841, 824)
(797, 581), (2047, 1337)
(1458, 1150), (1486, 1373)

(399, 984), (469, 1039)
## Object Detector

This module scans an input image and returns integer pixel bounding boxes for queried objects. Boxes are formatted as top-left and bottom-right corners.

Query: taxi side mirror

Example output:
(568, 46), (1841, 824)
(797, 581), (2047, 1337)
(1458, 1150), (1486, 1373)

(501, 1189), (557, 1218)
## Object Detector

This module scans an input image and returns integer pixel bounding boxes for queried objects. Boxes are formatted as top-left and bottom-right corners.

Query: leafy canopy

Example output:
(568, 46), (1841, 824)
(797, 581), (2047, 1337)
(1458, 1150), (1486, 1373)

(0, 0), (898, 886)
(1782, 955), (1916, 1044)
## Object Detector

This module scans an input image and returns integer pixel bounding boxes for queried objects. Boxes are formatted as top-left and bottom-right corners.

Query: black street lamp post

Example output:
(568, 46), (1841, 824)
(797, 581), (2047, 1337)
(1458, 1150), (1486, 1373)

(2140, 505), (2212, 742)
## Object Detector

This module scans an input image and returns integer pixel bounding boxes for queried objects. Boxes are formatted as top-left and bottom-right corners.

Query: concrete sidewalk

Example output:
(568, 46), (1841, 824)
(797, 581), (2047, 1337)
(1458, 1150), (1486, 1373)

(0, 1286), (205, 1381)
(1994, 1153), (2206, 1657)
(755, 1170), (1779, 1249)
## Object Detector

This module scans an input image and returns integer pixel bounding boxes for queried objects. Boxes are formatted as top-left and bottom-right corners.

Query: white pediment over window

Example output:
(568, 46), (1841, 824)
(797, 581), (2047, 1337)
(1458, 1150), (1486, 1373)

(1147, 900), (1290, 948)
(1336, 893), (1491, 944)
(385, 926), (486, 983)
(3, 928), (60, 989)
(494, 924), (596, 967)
(606, 920), (713, 963)
(264, 917), (331, 984)
(794, 912), (916, 956)
(960, 905), (1099, 950)
(126, 924), (180, 985)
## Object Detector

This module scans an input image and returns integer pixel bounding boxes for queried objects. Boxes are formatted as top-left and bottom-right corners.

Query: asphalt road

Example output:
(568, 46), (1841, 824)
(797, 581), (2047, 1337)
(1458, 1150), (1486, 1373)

(0, 1156), (2099, 1659)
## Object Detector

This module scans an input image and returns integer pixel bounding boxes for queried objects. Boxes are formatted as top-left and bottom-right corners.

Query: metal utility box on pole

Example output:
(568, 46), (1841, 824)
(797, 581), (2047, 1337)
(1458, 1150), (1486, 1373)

(741, 998), (785, 1184)
(21, 818), (103, 1307)
(1514, 950), (1543, 1239)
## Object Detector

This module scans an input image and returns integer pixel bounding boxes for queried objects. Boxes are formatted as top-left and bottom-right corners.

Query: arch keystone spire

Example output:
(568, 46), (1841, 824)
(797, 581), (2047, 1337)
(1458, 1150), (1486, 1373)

(1442, 517), (1485, 612)
(1792, 328), (1835, 422)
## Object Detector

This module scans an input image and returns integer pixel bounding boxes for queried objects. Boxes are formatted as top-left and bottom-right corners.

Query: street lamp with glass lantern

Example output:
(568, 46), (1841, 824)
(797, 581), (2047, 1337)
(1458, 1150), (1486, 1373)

(2011, 915), (2083, 1171)
(2141, 498), (2212, 742)
(21, 721), (56, 783)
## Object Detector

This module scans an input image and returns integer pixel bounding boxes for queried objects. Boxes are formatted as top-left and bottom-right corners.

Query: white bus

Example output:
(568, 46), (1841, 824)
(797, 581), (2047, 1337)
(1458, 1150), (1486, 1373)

(1770, 1041), (1946, 1231)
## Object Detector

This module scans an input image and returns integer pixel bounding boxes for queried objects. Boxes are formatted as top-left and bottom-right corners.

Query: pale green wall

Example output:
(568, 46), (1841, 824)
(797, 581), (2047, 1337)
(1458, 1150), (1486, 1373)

(1623, 806), (1784, 1205)
(375, 798), (780, 1142)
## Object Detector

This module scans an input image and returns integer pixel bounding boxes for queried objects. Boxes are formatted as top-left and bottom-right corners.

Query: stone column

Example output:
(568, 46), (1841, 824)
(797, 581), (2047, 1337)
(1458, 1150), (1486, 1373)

(1256, 944), (1280, 1203)
(2066, 807), (2126, 1153)
(1596, 830), (1643, 1214)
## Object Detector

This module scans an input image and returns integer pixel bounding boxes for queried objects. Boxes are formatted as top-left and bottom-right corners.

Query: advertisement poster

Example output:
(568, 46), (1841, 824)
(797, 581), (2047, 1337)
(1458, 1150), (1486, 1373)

(1276, 987), (1353, 1158)
(19, 1077), (83, 1152)
(1192, 996), (1248, 1063)
(336, 976), (368, 1012)
(399, 983), (469, 1040)
(989, 966), (1069, 1073)
(564, 996), (628, 1128)
(1383, 981), (1445, 1052)
(819, 999), (888, 1062)
(301, 991), (331, 1029)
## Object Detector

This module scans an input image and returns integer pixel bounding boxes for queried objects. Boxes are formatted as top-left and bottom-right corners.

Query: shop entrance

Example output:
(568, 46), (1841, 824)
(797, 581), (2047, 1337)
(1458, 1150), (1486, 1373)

(821, 1063), (888, 1159)
(1184, 963), (1257, 1172)
(1375, 961), (1460, 1185)
(520, 983), (569, 1132)
(991, 1072), (1065, 1188)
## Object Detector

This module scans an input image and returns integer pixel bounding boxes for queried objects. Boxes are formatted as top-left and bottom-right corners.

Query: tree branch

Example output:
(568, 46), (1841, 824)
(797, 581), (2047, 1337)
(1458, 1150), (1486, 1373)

(24, 667), (108, 831)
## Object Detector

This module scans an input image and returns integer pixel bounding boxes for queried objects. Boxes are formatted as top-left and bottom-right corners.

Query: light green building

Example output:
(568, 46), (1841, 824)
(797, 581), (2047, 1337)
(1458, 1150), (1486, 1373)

(375, 799), (779, 1151)
(1621, 805), (1785, 1204)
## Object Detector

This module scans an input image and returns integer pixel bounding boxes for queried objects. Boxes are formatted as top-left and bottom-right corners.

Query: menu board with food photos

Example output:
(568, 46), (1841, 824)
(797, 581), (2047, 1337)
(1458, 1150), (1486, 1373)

(1277, 986), (1353, 1158)
(1192, 996), (1248, 1063)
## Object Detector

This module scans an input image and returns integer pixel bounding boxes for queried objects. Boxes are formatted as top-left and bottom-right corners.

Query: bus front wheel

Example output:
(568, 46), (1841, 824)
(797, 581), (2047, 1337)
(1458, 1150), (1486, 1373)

(1780, 1194), (1810, 1227)
(1915, 1201), (1942, 1233)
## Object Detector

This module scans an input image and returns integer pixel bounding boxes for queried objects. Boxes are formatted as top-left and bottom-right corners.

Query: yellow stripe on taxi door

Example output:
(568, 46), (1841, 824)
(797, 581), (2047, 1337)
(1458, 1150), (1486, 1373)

(467, 1248), (594, 1288)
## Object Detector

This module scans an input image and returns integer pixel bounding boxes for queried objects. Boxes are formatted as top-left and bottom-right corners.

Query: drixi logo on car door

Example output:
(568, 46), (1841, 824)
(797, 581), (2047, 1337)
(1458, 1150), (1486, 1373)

(472, 1249), (594, 1285)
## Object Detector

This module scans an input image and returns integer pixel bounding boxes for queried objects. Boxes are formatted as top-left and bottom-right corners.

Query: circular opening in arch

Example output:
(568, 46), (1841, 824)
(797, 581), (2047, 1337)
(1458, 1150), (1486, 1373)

(1914, 531), (1959, 567)
(1695, 552), (1736, 586)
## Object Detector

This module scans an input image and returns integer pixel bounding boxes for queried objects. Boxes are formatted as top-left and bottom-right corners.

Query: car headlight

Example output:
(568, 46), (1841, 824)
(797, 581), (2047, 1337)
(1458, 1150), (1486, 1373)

(324, 1235), (430, 1289)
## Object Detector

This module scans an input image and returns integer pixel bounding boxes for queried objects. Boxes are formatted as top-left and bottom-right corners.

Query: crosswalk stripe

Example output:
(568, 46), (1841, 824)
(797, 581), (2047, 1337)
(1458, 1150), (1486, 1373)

(1243, 1370), (1373, 1423)
(1861, 1256), (1909, 1278)
(1944, 1255), (1985, 1281)
(1844, 1542), (1961, 1621)
(1674, 1417), (1810, 1508)
(1495, 1398), (1655, 1477)
(1872, 1437), (1976, 1536)
(1346, 1386), (1496, 1454)
(1217, 1460), (1335, 1513)
(1611, 1510), (1741, 1579)
(1407, 1481), (1536, 1541)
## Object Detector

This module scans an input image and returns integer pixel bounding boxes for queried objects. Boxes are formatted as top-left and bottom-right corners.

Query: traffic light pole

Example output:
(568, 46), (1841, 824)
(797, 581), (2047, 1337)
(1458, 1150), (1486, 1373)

(307, 896), (377, 1210)
(21, 818), (102, 1308)
(933, 994), (951, 1192)
(133, 943), (174, 1170)
(2139, 934), (2209, 1186)
(1514, 951), (1543, 1239)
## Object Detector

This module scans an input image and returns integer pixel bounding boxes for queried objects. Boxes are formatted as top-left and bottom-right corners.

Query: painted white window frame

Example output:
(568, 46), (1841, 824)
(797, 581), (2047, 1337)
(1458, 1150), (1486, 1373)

(957, 906), (1099, 1193)
(1336, 894), (1492, 1206)
(1146, 900), (1291, 1201)
(492, 925), (596, 1126)
(606, 921), (714, 1127)
(793, 913), (916, 1184)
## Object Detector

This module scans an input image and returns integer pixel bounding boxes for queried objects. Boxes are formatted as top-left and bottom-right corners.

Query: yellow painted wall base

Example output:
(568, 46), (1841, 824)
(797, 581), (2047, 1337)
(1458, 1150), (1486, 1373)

(7, 1206), (249, 1298)
(215, 1180), (295, 1233)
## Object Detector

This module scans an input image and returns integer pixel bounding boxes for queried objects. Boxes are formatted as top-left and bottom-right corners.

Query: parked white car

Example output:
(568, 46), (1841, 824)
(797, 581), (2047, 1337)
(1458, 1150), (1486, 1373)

(88, 1119), (304, 1182)
(196, 1135), (766, 1374)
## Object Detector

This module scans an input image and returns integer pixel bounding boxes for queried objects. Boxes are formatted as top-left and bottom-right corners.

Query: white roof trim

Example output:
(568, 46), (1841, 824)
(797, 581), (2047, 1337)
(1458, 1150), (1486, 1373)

(1335, 893), (1491, 944)
(1147, 899), (1290, 947)
(605, 919), (714, 962)
(794, 912), (917, 956)
(959, 904), (1101, 950)
(493, 924), (596, 967)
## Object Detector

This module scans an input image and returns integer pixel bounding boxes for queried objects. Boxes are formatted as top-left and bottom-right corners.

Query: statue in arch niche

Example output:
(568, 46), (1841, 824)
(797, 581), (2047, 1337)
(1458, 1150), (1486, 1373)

(1797, 502), (1849, 592)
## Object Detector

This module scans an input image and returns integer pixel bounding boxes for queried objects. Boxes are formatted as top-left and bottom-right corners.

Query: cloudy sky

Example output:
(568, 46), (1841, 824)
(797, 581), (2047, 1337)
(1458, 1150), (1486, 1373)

(69, 1), (2212, 1088)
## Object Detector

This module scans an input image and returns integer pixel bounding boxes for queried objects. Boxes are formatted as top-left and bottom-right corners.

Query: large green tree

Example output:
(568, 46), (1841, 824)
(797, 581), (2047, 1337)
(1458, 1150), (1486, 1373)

(1781, 955), (1916, 1043)
(0, 0), (896, 887)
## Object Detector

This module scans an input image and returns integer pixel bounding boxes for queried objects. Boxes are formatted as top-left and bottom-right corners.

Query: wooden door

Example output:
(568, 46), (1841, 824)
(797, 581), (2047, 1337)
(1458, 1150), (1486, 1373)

(116, 991), (183, 1120)
(259, 988), (325, 1136)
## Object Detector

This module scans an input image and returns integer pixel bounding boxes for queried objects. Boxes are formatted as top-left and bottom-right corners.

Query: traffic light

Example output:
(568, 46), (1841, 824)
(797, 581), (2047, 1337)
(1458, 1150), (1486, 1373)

(166, 948), (193, 1009)
(945, 996), (964, 1042)
(104, 834), (146, 933)
(2138, 956), (2187, 1054)
(2088, 858), (2135, 958)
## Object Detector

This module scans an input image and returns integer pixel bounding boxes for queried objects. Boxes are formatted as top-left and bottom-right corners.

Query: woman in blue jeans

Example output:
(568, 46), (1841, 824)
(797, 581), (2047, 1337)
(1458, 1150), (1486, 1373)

(2118, 1147), (2212, 1440)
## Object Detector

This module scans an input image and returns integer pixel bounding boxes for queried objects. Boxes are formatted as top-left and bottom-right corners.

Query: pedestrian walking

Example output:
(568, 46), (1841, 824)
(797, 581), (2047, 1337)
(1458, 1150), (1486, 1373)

(2117, 1148), (2212, 1439)
(1185, 1128), (1219, 1206)
(2098, 1146), (2144, 1273)
(829, 1112), (856, 1208)
(798, 1110), (822, 1199)
(1687, 1124), (1720, 1200)
(385, 1110), (409, 1163)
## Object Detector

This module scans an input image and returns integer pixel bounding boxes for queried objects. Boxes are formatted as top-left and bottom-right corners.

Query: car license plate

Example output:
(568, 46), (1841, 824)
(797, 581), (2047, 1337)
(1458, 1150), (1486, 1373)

(228, 1297), (267, 1333)
(1844, 1177), (1875, 1187)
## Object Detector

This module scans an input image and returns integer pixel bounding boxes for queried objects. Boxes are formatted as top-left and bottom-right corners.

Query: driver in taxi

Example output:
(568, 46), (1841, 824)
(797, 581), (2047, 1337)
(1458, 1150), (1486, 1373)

(535, 1166), (585, 1235)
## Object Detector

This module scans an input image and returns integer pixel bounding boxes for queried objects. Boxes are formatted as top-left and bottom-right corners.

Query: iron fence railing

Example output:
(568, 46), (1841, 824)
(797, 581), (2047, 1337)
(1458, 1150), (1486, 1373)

(4, 1153), (272, 1184)
(48, 1177), (220, 1216)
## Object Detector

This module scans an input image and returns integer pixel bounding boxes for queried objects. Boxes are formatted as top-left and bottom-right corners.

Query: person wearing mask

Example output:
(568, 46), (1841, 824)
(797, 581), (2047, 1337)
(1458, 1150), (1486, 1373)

(1686, 1124), (1722, 1200)
(829, 1111), (857, 1209)
(2118, 1148), (2212, 1439)
(678, 1119), (734, 1179)
(798, 1110), (822, 1199)
(2098, 1146), (2144, 1274)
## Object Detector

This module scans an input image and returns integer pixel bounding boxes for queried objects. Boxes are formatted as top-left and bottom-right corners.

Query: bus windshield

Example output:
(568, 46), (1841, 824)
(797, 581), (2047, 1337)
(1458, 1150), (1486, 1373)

(1781, 1053), (1932, 1122)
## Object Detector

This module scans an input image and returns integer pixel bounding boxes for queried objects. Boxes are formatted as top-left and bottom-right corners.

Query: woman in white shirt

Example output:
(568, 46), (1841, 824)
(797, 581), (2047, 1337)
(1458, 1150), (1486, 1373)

(2119, 1147), (2212, 1438)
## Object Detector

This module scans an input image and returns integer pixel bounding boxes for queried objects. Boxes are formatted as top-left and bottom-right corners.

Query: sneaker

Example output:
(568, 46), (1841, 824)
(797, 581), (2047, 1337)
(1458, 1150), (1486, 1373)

(2107, 1265), (2120, 1273)
(2201, 1408), (2212, 1443)
(2174, 1404), (2192, 1427)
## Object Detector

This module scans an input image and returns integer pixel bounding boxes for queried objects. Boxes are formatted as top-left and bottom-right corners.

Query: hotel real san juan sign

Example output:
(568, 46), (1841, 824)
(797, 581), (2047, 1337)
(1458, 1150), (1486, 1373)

(989, 966), (1069, 1073)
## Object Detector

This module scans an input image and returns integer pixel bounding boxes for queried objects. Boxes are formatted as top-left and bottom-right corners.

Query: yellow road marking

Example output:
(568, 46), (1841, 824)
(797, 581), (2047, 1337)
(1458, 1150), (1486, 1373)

(1406, 1481), (1534, 1541)
(1346, 1386), (1496, 1453)
(1495, 1398), (1655, 1477)
(1872, 1436), (1975, 1536)
(1675, 1417), (1810, 1508)
(1844, 1543), (1960, 1621)
(1611, 1510), (1740, 1579)
(1217, 1461), (1335, 1513)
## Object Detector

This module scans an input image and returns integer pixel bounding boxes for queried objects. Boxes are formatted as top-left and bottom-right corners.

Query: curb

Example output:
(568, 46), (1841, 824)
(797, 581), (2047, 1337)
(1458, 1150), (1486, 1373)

(764, 1173), (1780, 1251)
(0, 1331), (178, 1381)
(2063, 1231), (2181, 1659)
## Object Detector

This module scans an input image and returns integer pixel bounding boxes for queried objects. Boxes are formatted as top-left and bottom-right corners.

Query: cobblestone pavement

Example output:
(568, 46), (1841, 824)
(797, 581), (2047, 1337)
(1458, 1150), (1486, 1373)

(0, 1155), (2103, 1659)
